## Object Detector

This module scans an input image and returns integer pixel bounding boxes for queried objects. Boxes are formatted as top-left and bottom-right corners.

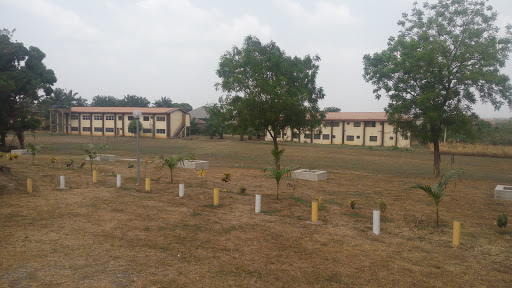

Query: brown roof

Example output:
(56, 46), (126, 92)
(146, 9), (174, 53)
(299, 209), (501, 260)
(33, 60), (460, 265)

(324, 112), (388, 121)
(71, 107), (184, 114)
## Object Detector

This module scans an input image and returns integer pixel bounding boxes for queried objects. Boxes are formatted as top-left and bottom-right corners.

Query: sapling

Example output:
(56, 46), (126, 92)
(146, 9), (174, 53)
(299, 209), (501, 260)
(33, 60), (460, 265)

(81, 143), (107, 172)
(411, 170), (463, 227)
(27, 143), (45, 164)
(160, 153), (195, 184)
(263, 148), (294, 200)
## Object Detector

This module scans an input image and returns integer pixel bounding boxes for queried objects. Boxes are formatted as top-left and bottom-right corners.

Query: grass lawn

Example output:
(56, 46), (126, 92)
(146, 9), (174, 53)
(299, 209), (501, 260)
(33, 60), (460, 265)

(1, 133), (511, 287)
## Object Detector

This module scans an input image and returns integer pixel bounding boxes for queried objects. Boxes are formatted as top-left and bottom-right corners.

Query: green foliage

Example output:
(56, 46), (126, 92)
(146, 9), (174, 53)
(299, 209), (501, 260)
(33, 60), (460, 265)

(348, 199), (357, 209)
(323, 107), (341, 112)
(128, 162), (134, 168)
(215, 35), (325, 150)
(90, 94), (151, 107)
(238, 184), (246, 194)
(128, 119), (143, 134)
(160, 153), (195, 184)
(411, 170), (463, 227)
(378, 199), (387, 213)
(152, 97), (193, 111)
(204, 103), (228, 139)
(27, 143), (45, 164)
(0, 29), (57, 149)
(65, 159), (74, 168)
(497, 213), (507, 229)
(263, 148), (294, 199)
(362, 0), (512, 177)
(81, 143), (107, 172)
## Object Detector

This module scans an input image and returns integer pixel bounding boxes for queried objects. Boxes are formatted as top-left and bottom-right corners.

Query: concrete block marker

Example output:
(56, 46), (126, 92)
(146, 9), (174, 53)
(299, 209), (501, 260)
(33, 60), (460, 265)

(58, 176), (68, 189)
(292, 169), (327, 181)
(179, 160), (209, 169)
(255, 194), (261, 213)
(373, 210), (380, 235)
(453, 221), (461, 248)
(117, 174), (121, 188)
(494, 185), (512, 200)
(179, 183), (184, 197)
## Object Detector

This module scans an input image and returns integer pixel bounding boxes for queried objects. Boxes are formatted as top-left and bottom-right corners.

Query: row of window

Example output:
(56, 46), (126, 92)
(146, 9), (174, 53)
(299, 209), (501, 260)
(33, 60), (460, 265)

(72, 127), (166, 134)
(72, 115), (167, 122)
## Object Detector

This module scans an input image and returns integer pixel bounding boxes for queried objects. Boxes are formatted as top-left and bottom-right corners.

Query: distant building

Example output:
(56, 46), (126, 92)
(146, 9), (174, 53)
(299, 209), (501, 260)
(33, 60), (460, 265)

(189, 106), (208, 126)
(49, 107), (191, 138)
(266, 112), (410, 147)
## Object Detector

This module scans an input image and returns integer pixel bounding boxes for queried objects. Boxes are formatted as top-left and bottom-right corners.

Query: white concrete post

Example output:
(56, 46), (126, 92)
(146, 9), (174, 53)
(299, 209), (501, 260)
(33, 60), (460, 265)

(373, 210), (380, 235)
(60, 176), (66, 189)
(117, 174), (121, 188)
(179, 183), (184, 197)
(255, 194), (262, 213)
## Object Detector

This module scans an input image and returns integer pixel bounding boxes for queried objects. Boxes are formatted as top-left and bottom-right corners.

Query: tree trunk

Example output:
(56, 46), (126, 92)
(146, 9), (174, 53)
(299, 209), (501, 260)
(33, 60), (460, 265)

(0, 132), (6, 150)
(239, 134), (244, 141)
(209, 133), (214, 139)
(16, 130), (25, 149)
(256, 133), (261, 140)
(219, 133), (224, 139)
(433, 139), (441, 178)
(272, 136), (281, 200)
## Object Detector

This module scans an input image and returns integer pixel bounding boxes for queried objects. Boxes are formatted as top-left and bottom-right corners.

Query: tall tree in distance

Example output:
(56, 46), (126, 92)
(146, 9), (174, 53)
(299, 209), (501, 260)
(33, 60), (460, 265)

(363, 0), (512, 178)
(216, 35), (325, 198)
(153, 96), (173, 107)
(323, 107), (341, 112)
(122, 94), (150, 107)
(91, 95), (120, 107)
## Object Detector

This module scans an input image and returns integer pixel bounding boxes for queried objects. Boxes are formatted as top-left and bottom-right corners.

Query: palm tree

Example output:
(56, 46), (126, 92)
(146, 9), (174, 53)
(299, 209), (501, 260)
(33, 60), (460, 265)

(411, 170), (463, 227)
(153, 97), (174, 107)
(160, 153), (195, 183)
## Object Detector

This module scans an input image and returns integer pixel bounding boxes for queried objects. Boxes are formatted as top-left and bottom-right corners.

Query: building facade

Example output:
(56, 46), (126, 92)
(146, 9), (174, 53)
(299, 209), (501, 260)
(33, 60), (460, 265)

(50, 107), (191, 139)
(266, 112), (410, 147)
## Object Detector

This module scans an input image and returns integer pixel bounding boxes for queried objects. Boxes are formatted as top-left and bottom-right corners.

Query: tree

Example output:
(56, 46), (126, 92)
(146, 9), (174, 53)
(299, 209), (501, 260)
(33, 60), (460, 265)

(204, 103), (229, 139)
(363, 0), (512, 177)
(160, 153), (195, 184)
(81, 143), (107, 172)
(27, 142), (45, 164)
(323, 107), (341, 112)
(91, 95), (120, 107)
(153, 97), (173, 107)
(412, 169), (463, 227)
(122, 94), (150, 107)
(0, 29), (57, 149)
(128, 119), (142, 134)
(216, 36), (325, 198)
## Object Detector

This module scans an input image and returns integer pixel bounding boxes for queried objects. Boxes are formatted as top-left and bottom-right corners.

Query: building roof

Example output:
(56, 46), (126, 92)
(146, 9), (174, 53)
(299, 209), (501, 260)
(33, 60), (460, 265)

(189, 106), (208, 119)
(324, 112), (388, 121)
(71, 107), (184, 114)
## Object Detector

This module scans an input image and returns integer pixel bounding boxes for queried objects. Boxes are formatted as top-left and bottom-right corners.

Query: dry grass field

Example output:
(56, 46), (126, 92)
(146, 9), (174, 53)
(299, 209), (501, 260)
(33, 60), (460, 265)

(1, 133), (511, 287)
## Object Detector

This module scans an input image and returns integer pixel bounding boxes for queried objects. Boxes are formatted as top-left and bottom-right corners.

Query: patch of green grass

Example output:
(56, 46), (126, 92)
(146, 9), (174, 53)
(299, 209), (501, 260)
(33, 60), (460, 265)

(289, 196), (308, 206)
(261, 209), (280, 215)
(191, 212), (201, 217)
(344, 213), (364, 218)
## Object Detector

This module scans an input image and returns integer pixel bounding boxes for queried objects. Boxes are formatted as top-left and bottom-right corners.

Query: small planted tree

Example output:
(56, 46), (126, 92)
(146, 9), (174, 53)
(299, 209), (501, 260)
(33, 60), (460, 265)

(27, 143), (45, 164)
(160, 153), (195, 184)
(128, 119), (143, 134)
(411, 170), (463, 227)
(81, 143), (107, 172)
(263, 148), (294, 199)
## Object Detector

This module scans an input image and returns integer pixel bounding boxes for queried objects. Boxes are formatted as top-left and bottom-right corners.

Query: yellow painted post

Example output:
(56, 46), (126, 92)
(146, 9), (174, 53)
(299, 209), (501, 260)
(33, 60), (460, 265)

(145, 178), (151, 191)
(312, 200), (319, 222)
(453, 221), (461, 248)
(214, 188), (220, 206)
(27, 178), (32, 193)
(92, 170), (98, 183)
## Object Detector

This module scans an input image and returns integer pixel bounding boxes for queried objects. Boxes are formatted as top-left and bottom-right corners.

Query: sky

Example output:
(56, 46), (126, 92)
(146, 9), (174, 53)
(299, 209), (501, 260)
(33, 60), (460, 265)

(1, 0), (512, 118)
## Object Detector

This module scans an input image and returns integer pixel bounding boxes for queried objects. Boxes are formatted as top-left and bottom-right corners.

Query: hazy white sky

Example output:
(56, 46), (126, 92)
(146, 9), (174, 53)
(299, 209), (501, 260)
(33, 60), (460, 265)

(1, 0), (511, 117)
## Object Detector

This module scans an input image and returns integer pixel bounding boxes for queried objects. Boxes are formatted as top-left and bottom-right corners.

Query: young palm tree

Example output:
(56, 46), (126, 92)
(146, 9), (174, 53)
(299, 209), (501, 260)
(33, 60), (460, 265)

(263, 148), (294, 200)
(160, 153), (195, 183)
(411, 170), (463, 227)
(27, 143), (45, 164)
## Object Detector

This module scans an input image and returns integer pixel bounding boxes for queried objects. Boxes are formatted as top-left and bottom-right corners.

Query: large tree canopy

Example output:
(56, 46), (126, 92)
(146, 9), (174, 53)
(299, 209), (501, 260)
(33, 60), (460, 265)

(0, 29), (56, 149)
(363, 0), (512, 177)
(216, 35), (325, 151)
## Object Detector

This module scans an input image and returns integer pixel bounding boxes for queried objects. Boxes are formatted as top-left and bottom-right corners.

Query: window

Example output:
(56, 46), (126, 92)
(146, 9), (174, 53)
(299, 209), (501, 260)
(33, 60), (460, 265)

(332, 122), (340, 127)
(156, 129), (165, 134)
(94, 115), (102, 120)
(156, 116), (165, 121)
(357, 136), (360, 139)
(71, 127), (78, 131)
(71, 115), (79, 120)
(346, 135), (354, 141)
(322, 134), (330, 140)
(304, 134), (311, 139)
(118, 116), (123, 121)
(105, 128), (114, 132)
(353, 122), (361, 127)
(143, 116), (150, 121)
(367, 121), (376, 127)
(82, 127), (91, 132)
(370, 136), (378, 142)
(105, 115), (114, 121)
(314, 134), (321, 139)
(390, 136), (394, 140)
(143, 129), (152, 133)
(128, 116), (134, 121)
(82, 115), (90, 120)
(94, 127), (103, 132)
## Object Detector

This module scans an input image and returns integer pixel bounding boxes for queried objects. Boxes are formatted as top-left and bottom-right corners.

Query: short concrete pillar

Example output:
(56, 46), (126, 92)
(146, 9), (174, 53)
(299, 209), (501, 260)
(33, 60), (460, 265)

(60, 176), (66, 189)
(312, 200), (319, 222)
(92, 170), (98, 183)
(145, 178), (151, 191)
(27, 178), (32, 193)
(179, 183), (184, 197)
(453, 221), (461, 248)
(117, 174), (121, 188)
(255, 194), (261, 213)
(373, 210), (380, 235)
(214, 188), (220, 206)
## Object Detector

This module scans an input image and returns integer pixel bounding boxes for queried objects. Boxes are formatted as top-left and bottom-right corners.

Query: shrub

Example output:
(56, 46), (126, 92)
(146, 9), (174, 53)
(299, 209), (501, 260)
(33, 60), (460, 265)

(128, 162), (134, 168)
(497, 213), (508, 228)
(238, 184), (246, 194)
(378, 199), (387, 212)
(221, 172), (231, 183)
(348, 199), (357, 209)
